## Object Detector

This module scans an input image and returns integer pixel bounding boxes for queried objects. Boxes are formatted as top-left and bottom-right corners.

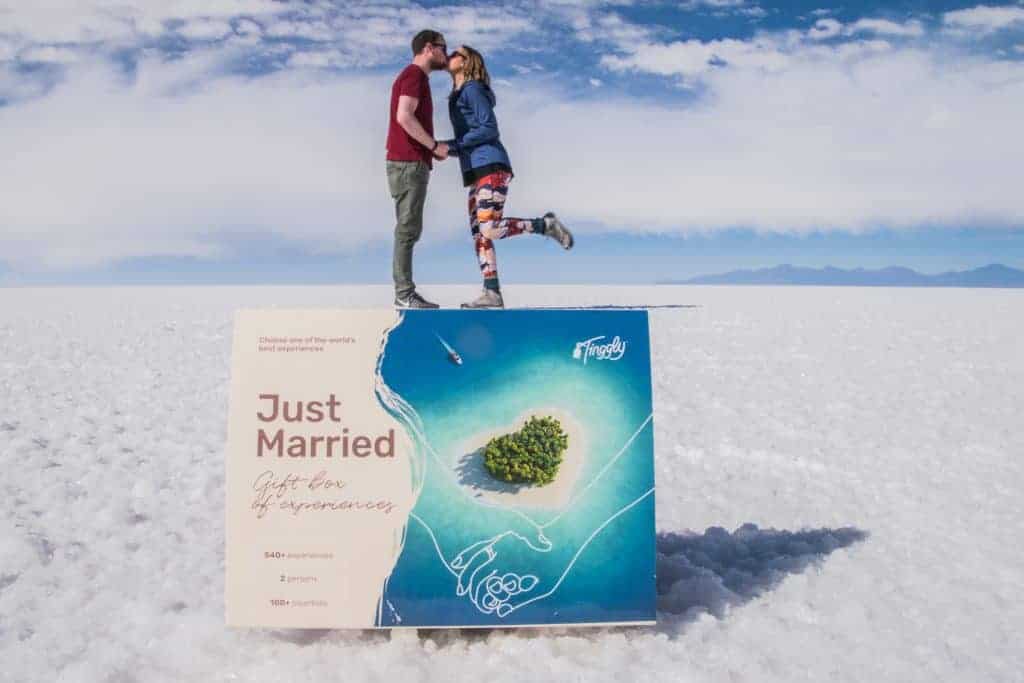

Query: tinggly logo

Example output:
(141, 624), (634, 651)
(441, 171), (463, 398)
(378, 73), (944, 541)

(572, 335), (626, 365)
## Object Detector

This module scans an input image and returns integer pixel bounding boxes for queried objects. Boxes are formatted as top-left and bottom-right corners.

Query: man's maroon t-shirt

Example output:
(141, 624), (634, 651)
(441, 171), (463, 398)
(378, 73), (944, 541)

(386, 64), (433, 168)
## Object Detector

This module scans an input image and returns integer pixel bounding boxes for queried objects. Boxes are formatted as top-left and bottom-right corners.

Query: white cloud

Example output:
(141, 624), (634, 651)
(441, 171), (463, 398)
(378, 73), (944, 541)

(286, 49), (378, 69)
(511, 63), (545, 75)
(834, 39), (892, 59)
(263, 19), (336, 42)
(602, 38), (790, 79)
(847, 18), (925, 38)
(234, 18), (262, 37)
(943, 5), (1024, 34)
(426, 6), (536, 37)
(678, 0), (768, 19)
(573, 11), (658, 45)
(177, 18), (234, 41)
(0, 2), (134, 44)
(589, 77), (603, 86)
(18, 46), (81, 64)
(0, 62), (50, 101)
(1015, 43), (1024, 53)
(738, 7), (768, 19)
(524, 47), (1024, 234)
(0, 1), (542, 81)
(287, 50), (338, 68)
(681, 0), (749, 8)
(0, 61), (400, 268)
(0, 1), (282, 44)
(808, 18), (843, 40)
(585, 23), (1024, 232)
(0, 1), (551, 116)
(0, 40), (17, 61)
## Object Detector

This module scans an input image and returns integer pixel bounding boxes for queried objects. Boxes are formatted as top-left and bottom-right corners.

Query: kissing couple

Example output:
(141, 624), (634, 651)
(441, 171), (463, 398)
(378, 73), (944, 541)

(386, 30), (574, 310)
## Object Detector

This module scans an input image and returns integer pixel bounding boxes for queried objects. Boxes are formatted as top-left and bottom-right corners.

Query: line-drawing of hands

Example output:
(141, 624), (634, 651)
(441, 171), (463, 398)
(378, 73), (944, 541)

(451, 531), (547, 618)
(445, 486), (655, 619)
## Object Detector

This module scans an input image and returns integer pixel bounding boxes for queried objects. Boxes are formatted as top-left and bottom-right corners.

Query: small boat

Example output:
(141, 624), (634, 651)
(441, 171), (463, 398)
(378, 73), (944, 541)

(435, 334), (463, 366)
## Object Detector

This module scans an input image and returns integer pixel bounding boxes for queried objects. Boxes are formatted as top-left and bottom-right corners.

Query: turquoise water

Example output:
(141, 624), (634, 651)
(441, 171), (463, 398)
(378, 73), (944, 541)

(376, 310), (655, 627)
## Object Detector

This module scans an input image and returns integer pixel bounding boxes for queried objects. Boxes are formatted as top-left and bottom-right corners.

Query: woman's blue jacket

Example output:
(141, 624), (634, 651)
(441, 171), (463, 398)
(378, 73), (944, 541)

(443, 80), (512, 178)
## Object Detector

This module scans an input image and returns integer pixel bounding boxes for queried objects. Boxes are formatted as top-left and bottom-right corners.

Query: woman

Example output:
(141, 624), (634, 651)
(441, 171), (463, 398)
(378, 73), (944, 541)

(440, 45), (573, 309)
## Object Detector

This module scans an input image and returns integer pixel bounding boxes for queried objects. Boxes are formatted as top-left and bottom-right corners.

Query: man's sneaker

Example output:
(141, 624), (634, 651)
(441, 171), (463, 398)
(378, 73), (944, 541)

(394, 291), (440, 309)
(543, 212), (574, 250)
(461, 289), (504, 309)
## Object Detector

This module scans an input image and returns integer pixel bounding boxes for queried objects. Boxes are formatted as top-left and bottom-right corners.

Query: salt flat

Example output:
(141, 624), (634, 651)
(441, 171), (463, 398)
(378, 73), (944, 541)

(1, 285), (1021, 682)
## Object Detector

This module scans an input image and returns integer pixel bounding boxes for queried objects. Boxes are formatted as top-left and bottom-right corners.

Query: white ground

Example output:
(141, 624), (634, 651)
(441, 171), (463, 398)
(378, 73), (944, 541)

(1, 285), (1021, 682)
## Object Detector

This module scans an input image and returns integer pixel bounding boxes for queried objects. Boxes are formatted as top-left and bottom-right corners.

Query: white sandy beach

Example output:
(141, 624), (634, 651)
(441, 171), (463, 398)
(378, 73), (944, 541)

(453, 407), (588, 510)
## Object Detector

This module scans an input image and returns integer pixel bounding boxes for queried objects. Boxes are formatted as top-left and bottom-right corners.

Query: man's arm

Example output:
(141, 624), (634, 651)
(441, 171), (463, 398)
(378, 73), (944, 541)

(396, 95), (448, 159)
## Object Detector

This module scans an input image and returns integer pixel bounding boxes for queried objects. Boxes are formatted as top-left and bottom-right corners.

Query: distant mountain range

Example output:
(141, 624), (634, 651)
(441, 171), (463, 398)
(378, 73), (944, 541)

(665, 264), (1024, 288)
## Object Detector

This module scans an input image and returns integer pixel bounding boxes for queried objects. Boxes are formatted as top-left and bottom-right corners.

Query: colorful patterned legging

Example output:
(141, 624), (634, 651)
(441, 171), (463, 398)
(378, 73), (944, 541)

(468, 171), (542, 290)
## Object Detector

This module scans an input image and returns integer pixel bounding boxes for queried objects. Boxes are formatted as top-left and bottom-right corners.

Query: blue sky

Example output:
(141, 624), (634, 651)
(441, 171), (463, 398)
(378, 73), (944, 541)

(2, 0), (1023, 285)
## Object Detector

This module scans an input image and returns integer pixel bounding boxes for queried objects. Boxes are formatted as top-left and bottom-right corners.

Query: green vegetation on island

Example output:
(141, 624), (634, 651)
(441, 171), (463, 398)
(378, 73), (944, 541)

(483, 415), (569, 486)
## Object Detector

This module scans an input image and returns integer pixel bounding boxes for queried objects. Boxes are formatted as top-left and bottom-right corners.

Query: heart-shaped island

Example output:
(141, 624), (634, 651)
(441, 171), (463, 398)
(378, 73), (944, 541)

(454, 408), (587, 511)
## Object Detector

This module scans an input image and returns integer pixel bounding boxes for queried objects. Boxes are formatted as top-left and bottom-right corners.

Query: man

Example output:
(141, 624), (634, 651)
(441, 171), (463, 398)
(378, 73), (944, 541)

(386, 29), (450, 309)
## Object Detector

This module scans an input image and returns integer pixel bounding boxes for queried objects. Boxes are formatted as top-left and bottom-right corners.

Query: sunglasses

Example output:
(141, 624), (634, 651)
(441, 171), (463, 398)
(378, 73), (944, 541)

(448, 51), (466, 60)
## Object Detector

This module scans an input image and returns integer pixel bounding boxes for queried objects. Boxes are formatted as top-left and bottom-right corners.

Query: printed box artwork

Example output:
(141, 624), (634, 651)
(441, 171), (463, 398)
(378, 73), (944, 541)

(225, 309), (656, 628)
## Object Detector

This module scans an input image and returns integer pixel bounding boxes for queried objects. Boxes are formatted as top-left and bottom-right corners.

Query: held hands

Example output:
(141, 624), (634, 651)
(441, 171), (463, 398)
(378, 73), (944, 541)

(450, 530), (550, 618)
(432, 141), (450, 160)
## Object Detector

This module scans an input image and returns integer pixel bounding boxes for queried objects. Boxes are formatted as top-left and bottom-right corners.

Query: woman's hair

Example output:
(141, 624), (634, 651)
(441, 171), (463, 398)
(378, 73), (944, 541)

(456, 45), (490, 88)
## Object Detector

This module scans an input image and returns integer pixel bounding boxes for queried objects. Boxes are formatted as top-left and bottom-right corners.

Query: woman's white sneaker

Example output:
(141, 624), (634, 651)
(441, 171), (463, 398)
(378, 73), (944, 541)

(460, 289), (504, 309)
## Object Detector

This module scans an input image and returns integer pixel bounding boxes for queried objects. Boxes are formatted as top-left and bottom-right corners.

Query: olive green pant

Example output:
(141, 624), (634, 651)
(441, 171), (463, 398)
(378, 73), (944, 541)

(387, 160), (430, 299)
